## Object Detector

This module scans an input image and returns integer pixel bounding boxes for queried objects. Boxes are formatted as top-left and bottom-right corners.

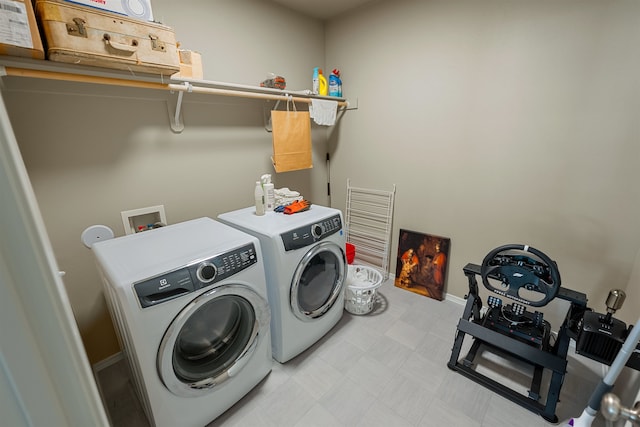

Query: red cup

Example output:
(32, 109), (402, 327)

(346, 243), (355, 264)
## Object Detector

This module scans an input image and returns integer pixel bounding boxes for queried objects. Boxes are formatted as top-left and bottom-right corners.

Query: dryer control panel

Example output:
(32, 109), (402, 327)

(134, 243), (258, 308)
(281, 214), (342, 251)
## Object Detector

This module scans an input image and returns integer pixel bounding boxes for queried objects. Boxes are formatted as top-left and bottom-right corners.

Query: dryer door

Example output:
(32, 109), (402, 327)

(157, 284), (270, 397)
(291, 241), (346, 321)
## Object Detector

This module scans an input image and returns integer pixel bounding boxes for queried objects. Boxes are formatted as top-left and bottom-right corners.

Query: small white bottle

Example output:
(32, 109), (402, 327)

(254, 181), (265, 216)
(264, 182), (275, 212)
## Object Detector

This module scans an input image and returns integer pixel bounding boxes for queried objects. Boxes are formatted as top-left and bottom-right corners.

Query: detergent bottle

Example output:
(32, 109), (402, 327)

(318, 68), (328, 96)
(329, 69), (342, 97)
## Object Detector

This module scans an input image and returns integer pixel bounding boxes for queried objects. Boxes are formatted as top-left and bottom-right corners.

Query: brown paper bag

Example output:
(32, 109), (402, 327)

(271, 100), (313, 173)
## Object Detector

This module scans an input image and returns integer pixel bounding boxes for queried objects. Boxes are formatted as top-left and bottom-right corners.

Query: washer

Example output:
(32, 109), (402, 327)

(92, 218), (272, 427)
(218, 205), (346, 363)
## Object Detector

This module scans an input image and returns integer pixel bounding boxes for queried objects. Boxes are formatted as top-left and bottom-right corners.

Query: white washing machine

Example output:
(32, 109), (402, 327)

(218, 205), (346, 363)
(92, 217), (272, 427)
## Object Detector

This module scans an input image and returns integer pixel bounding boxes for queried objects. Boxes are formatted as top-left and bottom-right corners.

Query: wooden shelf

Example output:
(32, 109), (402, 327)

(0, 57), (354, 132)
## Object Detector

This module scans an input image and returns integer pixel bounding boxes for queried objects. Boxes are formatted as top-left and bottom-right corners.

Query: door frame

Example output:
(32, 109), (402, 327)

(0, 91), (109, 426)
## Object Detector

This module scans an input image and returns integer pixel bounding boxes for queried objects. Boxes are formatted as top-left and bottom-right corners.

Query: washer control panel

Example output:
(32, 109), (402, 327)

(134, 242), (258, 308)
(281, 214), (342, 251)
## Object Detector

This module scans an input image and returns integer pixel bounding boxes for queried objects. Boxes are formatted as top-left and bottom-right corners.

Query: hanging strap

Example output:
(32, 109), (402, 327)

(285, 95), (298, 112)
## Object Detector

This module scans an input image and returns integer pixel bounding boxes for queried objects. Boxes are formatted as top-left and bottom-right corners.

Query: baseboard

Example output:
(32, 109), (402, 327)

(92, 351), (123, 376)
(444, 292), (466, 306)
(383, 269), (466, 307)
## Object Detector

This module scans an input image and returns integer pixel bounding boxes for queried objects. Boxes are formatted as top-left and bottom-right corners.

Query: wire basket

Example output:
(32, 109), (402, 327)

(344, 265), (383, 315)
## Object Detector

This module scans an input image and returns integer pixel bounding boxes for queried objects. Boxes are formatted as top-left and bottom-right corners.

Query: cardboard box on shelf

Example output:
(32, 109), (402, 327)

(0, 0), (45, 59)
(174, 49), (203, 79)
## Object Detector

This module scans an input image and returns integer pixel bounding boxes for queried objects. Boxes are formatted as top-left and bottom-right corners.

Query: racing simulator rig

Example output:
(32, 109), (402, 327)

(447, 244), (588, 423)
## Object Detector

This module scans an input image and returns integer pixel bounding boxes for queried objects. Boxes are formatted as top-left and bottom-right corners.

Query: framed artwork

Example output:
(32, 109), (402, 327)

(394, 229), (450, 301)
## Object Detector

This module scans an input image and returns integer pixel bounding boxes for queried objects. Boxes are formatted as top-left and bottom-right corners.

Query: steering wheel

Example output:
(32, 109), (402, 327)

(480, 244), (561, 307)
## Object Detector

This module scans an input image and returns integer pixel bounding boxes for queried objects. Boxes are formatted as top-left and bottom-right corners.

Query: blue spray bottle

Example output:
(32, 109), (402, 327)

(312, 67), (320, 95)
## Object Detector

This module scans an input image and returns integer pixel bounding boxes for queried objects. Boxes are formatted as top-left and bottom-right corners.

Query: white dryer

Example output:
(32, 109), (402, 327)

(218, 205), (346, 363)
(92, 218), (272, 427)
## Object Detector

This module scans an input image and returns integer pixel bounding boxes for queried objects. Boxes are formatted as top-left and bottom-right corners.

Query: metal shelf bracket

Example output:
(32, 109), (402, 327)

(168, 81), (192, 133)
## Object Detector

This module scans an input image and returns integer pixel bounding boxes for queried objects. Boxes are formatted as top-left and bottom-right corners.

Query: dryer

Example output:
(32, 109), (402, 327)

(92, 218), (272, 427)
(218, 205), (346, 363)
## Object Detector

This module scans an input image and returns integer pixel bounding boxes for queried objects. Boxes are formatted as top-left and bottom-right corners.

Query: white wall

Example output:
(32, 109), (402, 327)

(3, 0), (639, 363)
(325, 0), (640, 323)
(2, 0), (327, 363)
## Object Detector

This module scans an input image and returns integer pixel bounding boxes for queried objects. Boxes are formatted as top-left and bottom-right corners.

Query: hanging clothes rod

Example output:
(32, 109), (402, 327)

(3, 67), (351, 133)
(167, 81), (349, 132)
(4, 67), (349, 105)
(167, 82), (349, 107)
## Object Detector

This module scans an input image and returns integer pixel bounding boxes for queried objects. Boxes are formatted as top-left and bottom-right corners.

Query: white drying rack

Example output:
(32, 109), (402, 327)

(345, 179), (396, 280)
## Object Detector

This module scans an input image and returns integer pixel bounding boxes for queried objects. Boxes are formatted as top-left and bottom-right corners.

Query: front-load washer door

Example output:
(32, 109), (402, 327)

(290, 241), (346, 321)
(157, 284), (270, 397)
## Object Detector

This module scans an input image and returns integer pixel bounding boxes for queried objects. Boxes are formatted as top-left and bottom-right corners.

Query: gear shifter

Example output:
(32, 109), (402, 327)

(576, 289), (628, 365)
(602, 289), (626, 325)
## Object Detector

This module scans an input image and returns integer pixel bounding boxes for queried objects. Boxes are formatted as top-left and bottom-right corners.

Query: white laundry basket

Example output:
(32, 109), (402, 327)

(344, 265), (383, 315)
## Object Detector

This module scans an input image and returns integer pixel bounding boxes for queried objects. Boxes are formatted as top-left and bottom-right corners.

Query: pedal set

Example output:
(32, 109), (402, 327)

(509, 302), (526, 318)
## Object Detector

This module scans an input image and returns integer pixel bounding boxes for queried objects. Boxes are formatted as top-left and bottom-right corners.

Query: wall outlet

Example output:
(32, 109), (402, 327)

(121, 205), (167, 235)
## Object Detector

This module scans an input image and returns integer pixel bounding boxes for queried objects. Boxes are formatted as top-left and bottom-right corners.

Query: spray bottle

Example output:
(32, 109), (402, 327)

(312, 67), (320, 95)
(261, 174), (275, 212)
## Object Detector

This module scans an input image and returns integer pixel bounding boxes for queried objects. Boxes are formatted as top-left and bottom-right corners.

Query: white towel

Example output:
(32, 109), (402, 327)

(274, 188), (303, 206)
(309, 99), (338, 126)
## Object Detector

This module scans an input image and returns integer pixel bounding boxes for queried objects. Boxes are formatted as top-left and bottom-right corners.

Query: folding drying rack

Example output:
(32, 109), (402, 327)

(345, 179), (396, 279)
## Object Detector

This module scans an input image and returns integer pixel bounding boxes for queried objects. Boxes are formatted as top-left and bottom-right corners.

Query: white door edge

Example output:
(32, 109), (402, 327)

(0, 91), (109, 426)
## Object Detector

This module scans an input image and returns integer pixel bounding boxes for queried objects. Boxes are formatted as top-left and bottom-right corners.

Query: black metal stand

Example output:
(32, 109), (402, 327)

(447, 263), (587, 423)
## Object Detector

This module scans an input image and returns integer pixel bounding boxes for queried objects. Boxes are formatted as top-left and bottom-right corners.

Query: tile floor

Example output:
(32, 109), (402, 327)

(97, 277), (622, 427)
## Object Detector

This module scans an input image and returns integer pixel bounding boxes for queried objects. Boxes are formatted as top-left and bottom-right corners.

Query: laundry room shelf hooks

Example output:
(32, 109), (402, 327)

(168, 81), (192, 133)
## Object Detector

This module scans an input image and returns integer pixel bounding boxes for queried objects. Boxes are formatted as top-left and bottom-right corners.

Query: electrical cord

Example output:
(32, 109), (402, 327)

(482, 306), (497, 326)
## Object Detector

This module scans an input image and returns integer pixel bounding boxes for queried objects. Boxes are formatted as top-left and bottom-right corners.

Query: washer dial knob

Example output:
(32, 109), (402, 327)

(312, 224), (324, 238)
(197, 262), (217, 283)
